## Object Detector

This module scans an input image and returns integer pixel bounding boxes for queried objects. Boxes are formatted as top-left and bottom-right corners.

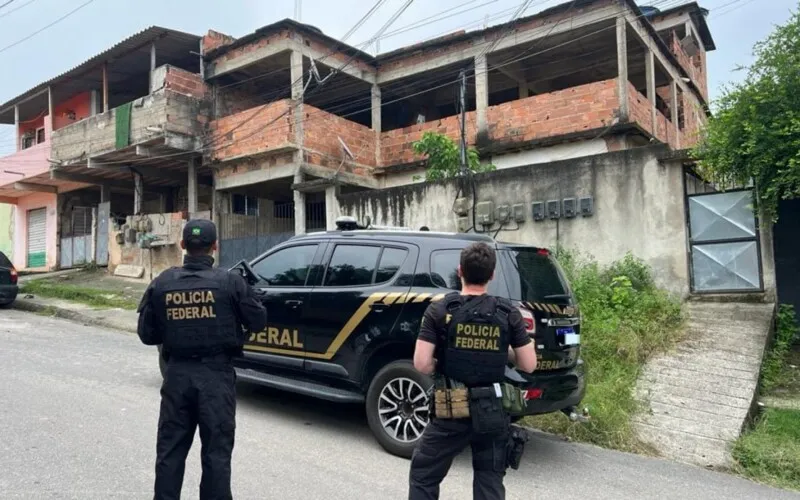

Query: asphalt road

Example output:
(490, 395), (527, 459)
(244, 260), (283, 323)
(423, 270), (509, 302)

(1, 309), (797, 500)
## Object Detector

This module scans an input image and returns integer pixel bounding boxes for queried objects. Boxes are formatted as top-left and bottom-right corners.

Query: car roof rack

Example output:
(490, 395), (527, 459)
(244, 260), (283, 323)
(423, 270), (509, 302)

(335, 215), (412, 232)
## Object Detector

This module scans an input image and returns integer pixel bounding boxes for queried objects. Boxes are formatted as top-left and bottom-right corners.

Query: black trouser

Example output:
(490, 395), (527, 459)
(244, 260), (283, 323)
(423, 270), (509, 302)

(154, 355), (236, 500)
(409, 417), (508, 500)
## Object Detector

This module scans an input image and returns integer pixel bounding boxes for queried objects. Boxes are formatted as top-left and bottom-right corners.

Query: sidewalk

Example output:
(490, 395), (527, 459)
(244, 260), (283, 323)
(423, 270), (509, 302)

(11, 268), (141, 333)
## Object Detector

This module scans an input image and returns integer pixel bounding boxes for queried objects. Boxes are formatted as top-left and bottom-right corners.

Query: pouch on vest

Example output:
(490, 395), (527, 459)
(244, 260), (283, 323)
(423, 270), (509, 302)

(469, 385), (508, 435)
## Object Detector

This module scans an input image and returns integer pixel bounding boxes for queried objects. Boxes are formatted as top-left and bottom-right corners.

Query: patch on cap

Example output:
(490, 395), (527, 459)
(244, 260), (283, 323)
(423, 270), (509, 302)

(192, 227), (201, 236)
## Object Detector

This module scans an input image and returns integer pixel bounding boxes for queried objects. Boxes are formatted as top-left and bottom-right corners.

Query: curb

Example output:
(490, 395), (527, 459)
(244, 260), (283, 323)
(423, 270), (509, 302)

(11, 299), (138, 334)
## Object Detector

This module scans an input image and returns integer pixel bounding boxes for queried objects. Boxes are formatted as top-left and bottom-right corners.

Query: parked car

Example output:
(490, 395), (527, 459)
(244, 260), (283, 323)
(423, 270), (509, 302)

(158, 218), (586, 458)
(0, 251), (19, 307)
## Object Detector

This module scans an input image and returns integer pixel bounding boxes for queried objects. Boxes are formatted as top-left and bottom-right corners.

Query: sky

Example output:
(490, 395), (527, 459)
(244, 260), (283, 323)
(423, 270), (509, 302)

(0, 0), (795, 154)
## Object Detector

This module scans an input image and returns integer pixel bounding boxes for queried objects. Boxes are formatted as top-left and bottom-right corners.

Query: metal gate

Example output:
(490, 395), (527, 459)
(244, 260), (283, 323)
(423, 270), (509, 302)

(96, 202), (110, 266)
(687, 189), (763, 293)
(60, 206), (93, 269)
(218, 213), (294, 269)
(26, 208), (47, 268)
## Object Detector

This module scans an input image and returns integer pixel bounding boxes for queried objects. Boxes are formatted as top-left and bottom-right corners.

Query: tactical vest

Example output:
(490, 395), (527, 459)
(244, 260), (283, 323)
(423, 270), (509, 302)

(439, 293), (511, 387)
(152, 266), (240, 358)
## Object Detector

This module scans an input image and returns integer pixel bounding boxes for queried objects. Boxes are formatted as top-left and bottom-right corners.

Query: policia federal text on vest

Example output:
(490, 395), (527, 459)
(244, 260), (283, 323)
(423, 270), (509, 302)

(137, 219), (267, 500)
(409, 290), (534, 500)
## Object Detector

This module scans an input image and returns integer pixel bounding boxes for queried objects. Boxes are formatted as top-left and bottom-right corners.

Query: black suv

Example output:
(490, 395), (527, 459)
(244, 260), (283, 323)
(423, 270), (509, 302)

(209, 221), (585, 458)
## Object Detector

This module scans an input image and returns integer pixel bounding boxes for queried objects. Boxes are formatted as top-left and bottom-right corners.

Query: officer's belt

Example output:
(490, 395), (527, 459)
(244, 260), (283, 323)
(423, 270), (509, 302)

(433, 383), (527, 419)
(170, 352), (232, 363)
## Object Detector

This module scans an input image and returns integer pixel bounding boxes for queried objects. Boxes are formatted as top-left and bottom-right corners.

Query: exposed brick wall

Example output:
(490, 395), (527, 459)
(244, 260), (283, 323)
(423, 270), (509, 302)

(203, 30), (236, 54)
(628, 83), (654, 136)
(217, 80), (290, 118)
(302, 104), (377, 171)
(380, 113), (476, 167)
(488, 79), (618, 145)
(669, 31), (708, 102)
(208, 99), (294, 162)
(164, 66), (209, 101)
(211, 30), (291, 68)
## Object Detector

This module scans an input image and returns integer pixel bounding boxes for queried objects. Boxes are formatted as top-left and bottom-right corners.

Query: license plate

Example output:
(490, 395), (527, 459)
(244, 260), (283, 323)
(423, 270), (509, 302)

(557, 327), (580, 346)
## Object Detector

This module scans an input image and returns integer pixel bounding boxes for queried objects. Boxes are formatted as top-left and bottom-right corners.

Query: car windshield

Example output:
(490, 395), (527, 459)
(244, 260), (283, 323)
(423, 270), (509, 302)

(498, 248), (570, 302)
(0, 252), (12, 269)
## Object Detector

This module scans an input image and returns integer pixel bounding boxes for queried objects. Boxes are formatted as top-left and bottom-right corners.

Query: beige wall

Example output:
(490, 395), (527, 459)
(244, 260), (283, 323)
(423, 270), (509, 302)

(337, 146), (691, 296)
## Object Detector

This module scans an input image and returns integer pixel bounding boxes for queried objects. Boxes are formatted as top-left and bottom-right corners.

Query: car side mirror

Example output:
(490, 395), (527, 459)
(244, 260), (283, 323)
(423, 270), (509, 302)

(230, 259), (260, 286)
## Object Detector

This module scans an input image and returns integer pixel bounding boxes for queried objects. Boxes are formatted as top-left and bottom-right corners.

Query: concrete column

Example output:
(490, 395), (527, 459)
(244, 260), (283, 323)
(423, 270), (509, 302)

(518, 85), (529, 99)
(100, 185), (111, 203)
(474, 54), (489, 138)
(290, 48), (304, 149)
(133, 173), (143, 214)
(157, 193), (167, 213)
(47, 87), (54, 131)
(371, 84), (381, 166)
(671, 80), (680, 149)
(645, 49), (656, 133)
(293, 173), (306, 235)
(149, 43), (157, 92)
(102, 63), (109, 113)
(616, 16), (629, 121)
(187, 160), (198, 215)
(325, 185), (337, 231)
(13, 105), (19, 151)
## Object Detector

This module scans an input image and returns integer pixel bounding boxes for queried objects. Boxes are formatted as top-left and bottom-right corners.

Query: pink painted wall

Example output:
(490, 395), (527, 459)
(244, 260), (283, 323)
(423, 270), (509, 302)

(13, 192), (58, 271)
(0, 118), (52, 187)
(53, 92), (92, 131)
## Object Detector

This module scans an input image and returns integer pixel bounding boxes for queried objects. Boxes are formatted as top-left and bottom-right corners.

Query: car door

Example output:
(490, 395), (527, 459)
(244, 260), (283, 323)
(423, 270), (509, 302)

(242, 241), (327, 372)
(302, 240), (414, 379)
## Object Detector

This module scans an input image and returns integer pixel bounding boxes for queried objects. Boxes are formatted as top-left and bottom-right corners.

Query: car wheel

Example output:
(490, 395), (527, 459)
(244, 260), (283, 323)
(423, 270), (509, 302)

(157, 345), (166, 379)
(0, 300), (12, 308)
(366, 360), (433, 459)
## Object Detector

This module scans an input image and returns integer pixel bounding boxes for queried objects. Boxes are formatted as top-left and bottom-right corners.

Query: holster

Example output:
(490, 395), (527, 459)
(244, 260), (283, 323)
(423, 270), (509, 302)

(506, 425), (529, 470)
(469, 385), (508, 435)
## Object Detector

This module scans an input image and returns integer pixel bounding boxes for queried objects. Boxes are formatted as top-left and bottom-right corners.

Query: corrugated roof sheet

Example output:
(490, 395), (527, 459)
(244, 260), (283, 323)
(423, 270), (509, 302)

(0, 25), (200, 113)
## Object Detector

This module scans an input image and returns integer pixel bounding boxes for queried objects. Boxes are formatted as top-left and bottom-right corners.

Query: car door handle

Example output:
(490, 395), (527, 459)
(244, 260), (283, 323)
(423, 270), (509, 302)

(285, 300), (303, 308)
(370, 303), (389, 312)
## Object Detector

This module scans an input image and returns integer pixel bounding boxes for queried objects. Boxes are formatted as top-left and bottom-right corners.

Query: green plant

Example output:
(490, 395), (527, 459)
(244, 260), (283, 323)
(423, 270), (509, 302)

(526, 250), (684, 452)
(692, 7), (800, 219)
(411, 131), (495, 181)
(733, 408), (800, 491)
(761, 304), (800, 393)
(20, 280), (139, 310)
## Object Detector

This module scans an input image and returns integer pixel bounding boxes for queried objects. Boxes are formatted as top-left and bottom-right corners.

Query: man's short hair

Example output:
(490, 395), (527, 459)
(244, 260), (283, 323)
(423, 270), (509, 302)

(460, 242), (496, 286)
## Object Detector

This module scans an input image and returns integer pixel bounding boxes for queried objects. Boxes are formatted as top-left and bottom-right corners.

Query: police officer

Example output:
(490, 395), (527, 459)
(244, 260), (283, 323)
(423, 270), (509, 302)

(137, 219), (267, 500)
(409, 242), (537, 500)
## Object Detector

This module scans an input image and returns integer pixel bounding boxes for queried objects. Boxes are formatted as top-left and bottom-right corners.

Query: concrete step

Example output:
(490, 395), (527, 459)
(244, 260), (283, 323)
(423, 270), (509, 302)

(634, 299), (774, 468)
(641, 371), (757, 398)
(637, 381), (753, 410)
(642, 402), (744, 439)
(633, 421), (733, 468)
(634, 387), (750, 420)
(646, 359), (759, 383)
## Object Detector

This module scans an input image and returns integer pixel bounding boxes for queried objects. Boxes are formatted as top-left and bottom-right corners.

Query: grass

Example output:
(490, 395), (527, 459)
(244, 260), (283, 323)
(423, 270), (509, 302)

(21, 278), (140, 310)
(733, 408), (800, 491)
(731, 306), (800, 490)
(760, 305), (800, 394)
(525, 251), (684, 453)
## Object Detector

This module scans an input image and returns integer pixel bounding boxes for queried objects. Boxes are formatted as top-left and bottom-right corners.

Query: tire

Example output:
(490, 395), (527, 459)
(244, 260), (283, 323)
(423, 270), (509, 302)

(157, 345), (167, 379)
(366, 360), (434, 459)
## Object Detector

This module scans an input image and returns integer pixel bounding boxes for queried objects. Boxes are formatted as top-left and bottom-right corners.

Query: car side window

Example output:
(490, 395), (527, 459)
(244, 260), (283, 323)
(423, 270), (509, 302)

(375, 247), (409, 284)
(252, 244), (318, 287)
(429, 250), (463, 290)
(323, 244), (381, 287)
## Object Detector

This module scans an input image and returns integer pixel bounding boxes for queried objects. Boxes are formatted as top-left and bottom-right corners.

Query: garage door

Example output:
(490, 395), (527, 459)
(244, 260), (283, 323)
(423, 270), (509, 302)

(27, 208), (46, 268)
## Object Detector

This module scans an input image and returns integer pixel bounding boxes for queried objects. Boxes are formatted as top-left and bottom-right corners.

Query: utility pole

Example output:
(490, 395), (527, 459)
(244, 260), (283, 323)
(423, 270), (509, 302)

(295, 0), (302, 21)
(459, 69), (467, 172)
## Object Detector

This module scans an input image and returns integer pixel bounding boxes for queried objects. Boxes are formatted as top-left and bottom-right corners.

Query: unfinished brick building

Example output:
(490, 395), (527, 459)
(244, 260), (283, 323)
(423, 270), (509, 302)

(199, 0), (714, 266)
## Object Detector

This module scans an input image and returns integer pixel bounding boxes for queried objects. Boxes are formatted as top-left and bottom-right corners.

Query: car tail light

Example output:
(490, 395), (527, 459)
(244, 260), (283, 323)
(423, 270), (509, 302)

(537, 248), (549, 256)
(10, 268), (17, 285)
(519, 307), (535, 335)
(523, 388), (543, 400)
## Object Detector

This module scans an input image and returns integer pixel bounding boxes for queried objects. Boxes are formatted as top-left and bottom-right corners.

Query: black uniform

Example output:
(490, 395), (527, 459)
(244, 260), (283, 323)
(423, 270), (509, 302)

(409, 292), (531, 500)
(137, 219), (267, 500)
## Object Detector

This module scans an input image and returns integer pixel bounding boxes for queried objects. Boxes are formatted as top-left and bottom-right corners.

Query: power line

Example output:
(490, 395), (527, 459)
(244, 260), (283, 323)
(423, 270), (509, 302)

(0, 1), (16, 10)
(0, 0), (37, 19)
(0, 0), (95, 55)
